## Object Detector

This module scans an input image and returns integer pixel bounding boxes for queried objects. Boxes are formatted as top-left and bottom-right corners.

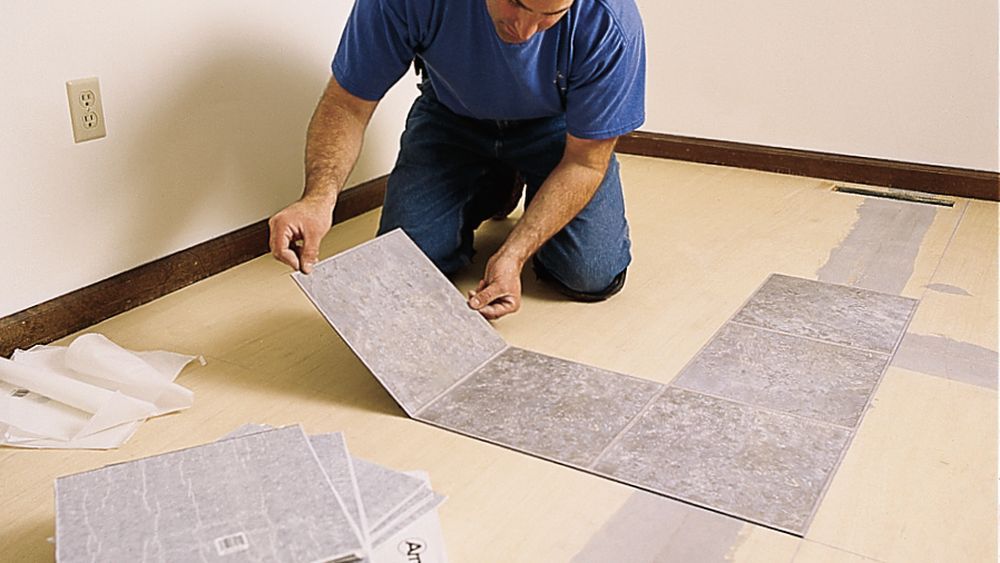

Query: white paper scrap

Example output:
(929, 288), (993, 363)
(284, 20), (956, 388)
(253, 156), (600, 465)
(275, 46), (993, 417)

(0, 333), (198, 449)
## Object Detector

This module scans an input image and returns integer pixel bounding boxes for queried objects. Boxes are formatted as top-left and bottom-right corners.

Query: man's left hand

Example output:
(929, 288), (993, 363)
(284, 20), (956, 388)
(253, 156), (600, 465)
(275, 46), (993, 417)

(468, 253), (523, 320)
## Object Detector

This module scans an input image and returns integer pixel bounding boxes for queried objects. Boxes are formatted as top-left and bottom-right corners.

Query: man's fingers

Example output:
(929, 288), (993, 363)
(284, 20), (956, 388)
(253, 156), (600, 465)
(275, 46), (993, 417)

(478, 296), (518, 320)
(298, 234), (322, 274)
(275, 247), (301, 271)
(268, 221), (301, 271)
(468, 284), (503, 310)
(268, 199), (334, 273)
(468, 283), (520, 320)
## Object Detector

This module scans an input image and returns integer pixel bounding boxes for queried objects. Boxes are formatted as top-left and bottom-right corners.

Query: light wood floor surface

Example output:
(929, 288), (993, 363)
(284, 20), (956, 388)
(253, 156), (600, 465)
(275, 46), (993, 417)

(2, 155), (996, 563)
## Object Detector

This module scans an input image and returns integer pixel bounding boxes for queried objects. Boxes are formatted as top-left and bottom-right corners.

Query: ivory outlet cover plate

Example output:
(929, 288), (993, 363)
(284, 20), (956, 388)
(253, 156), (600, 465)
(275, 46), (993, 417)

(66, 77), (107, 143)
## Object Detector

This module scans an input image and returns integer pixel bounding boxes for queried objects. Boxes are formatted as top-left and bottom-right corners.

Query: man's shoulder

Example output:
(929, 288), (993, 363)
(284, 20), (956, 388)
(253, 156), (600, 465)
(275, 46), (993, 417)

(573, 0), (644, 43)
(354, 0), (439, 22)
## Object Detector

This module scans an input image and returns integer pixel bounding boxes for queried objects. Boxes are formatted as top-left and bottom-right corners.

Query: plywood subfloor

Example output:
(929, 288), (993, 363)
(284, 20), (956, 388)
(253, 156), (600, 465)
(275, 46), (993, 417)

(1, 155), (995, 563)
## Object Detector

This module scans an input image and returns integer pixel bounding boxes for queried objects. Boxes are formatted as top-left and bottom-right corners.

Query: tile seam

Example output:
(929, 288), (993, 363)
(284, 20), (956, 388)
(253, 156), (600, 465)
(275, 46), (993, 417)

(663, 274), (782, 387)
(729, 319), (901, 357)
(413, 344), (511, 417)
(585, 385), (668, 471)
(680, 320), (894, 427)
(667, 383), (858, 431)
(417, 416), (803, 537)
(800, 255), (924, 534)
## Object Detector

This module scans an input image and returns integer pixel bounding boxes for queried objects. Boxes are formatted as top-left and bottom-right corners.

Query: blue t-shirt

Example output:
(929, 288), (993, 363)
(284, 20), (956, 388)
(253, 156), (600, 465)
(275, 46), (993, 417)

(332, 0), (645, 140)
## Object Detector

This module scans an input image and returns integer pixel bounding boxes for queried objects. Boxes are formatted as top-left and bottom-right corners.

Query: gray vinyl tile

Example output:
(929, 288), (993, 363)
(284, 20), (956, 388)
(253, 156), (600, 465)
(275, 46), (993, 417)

(294, 229), (507, 415)
(309, 433), (368, 541)
(352, 457), (428, 531)
(418, 347), (664, 468)
(56, 426), (363, 562)
(672, 323), (890, 428)
(370, 485), (446, 548)
(592, 388), (851, 535)
(732, 274), (917, 353)
(293, 233), (907, 535)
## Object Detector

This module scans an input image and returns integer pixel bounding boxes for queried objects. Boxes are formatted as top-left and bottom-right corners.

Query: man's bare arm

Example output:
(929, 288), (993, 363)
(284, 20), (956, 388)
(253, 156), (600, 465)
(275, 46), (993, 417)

(469, 133), (618, 319)
(269, 76), (379, 273)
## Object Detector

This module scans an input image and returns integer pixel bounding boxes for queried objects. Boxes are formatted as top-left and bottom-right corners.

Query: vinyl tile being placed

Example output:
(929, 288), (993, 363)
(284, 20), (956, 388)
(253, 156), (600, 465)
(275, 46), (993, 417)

(672, 323), (890, 428)
(732, 274), (917, 353)
(592, 388), (852, 535)
(294, 229), (507, 415)
(419, 347), (663, 468)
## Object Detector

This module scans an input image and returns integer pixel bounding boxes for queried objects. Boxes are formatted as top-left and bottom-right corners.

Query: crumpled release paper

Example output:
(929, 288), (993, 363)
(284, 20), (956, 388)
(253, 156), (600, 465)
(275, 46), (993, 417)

(0, 333), (200, 449)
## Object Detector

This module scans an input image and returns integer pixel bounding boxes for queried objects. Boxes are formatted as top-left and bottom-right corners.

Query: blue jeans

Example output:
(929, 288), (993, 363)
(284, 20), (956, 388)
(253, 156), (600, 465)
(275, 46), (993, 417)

(378, 82), (631, 294)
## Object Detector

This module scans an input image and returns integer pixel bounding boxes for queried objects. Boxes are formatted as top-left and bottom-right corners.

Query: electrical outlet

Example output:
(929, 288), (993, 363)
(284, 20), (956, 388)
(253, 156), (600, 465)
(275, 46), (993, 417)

(66, 77), (107, 143)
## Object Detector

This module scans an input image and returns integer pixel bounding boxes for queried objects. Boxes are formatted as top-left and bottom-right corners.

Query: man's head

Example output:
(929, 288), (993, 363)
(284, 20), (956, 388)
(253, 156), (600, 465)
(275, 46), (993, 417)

(486, 0), (574, 44)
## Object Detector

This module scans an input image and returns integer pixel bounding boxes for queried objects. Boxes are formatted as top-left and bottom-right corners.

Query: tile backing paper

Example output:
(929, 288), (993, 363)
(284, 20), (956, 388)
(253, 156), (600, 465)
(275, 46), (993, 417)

(0, 334), (199, 449)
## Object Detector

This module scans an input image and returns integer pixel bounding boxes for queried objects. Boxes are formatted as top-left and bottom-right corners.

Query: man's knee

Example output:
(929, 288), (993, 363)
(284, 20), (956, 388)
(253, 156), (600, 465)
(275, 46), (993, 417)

(532, 254), (629, 302)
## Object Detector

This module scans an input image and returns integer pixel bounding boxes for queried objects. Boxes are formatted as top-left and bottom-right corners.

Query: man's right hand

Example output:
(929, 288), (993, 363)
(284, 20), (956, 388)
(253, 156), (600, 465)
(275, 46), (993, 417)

(268, 196), (335, 274)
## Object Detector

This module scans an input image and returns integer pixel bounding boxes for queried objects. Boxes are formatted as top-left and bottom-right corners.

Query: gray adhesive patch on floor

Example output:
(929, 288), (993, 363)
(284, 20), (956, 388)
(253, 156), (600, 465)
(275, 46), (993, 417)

(592, 388), (851, 535)
(571, 490), (745, 563)
(733, 274), (917, 353)
(817, 198), (941, 295)
(419, 347), (663, 467)
(673, 323), (889, 428)
(297, 231), (920, 537)
(294, 229), (506, 415)
(925, 283), (973, 296)
(892, 333), (999, 389)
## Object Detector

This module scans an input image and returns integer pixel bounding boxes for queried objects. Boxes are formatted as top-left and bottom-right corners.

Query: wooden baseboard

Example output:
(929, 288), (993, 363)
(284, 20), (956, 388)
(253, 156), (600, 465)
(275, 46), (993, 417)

(616, 131), (999, 201)
(5, 134), (996, 356)
(0, 176), (387, 358)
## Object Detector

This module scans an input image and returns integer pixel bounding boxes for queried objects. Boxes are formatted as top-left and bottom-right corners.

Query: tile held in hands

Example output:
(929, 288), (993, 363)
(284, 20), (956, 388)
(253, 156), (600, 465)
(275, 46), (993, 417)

(293, 229), (506, 415)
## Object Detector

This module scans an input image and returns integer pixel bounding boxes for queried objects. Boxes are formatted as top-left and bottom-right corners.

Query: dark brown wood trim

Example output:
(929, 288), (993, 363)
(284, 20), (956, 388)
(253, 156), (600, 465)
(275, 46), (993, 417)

(0, 175), (388, 358)
(616, 131), (999, 202)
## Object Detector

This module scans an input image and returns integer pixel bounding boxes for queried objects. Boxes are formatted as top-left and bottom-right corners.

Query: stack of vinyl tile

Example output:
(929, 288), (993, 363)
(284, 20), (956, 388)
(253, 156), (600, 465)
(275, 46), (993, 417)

(54, 424), (448, 563)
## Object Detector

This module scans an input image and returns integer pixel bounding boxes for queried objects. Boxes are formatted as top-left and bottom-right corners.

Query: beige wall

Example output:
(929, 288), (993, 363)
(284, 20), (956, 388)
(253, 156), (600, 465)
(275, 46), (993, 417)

(636, 0), (999, 172)
(3, 2), (997, 316)
(1, 2), (418, 316)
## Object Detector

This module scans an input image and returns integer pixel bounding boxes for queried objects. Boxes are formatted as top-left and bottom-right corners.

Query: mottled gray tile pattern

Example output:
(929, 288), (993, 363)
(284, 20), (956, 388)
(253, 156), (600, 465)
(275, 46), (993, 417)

(352, 457), (427, 531)
(593, 388), (851, 535)
(673, 323), (890, 427)
(419, 347), (663, 467)
(293, 231), (919, 536)
(309, 433), (368, 541)
(294, 229), (507, 414)
(732, 274), (917, 353)
(56, 426), (363, 563)
(219, 423), (273, 440)
(370, 487), (446, 548)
